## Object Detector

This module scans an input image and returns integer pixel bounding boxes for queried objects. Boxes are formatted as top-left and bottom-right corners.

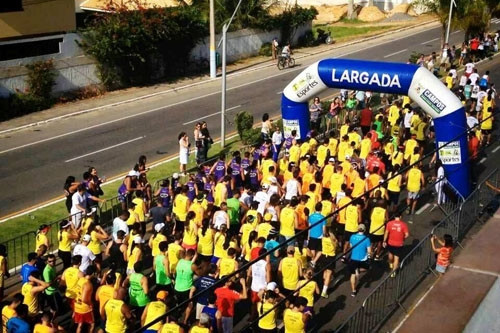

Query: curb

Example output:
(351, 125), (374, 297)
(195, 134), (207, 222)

(0, 19), (439, 135)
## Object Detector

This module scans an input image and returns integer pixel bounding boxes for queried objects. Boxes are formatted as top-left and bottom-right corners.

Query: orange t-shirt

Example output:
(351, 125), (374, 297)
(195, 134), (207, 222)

(437, 247), (453, 267)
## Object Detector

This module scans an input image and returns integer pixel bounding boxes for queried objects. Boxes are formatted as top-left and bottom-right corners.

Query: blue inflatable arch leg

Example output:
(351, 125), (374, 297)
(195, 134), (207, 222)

(281, 59), (471, 198)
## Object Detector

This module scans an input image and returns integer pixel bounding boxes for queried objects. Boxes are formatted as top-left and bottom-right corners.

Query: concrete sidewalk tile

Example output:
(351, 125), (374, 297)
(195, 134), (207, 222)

(399, 268), (496, 333)
(453, 210), (500, 275)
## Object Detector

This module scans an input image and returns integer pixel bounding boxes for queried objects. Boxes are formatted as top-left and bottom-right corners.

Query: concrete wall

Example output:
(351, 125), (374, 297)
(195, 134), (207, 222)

(295, 0), (414, 11)
(0, 0), (76, 40)
(0, 33), (99, 97)
(0, 23), (312, 97)
(190, 22), (312, 63)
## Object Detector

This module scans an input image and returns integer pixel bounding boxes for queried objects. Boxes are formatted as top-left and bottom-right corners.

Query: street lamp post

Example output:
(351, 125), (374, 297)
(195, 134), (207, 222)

(219, 0), (243, 148)
(209, 0), (216, 78)
(445, 0), (456, 45)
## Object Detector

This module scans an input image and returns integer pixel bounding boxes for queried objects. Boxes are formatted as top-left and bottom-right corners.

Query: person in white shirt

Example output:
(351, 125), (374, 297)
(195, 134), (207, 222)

(272, 127), (283, 153)
(112, 212), (130, 241)
(464, 61), (475, 76)
(284, 169), (301, 201)
(212, 203), (230, 230)
(459, 74), (468, 88)
(475, 89), (488, 112)
(469, 69), (480, 85)
(254, 185), (270, 216)
(73, 234), (96, 272)
(466, 110), (479, 130)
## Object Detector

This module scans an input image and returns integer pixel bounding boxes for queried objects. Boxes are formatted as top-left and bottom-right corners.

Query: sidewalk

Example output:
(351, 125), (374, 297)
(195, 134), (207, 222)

(0, 19), (439, 134)
(395, 206), (500, 333)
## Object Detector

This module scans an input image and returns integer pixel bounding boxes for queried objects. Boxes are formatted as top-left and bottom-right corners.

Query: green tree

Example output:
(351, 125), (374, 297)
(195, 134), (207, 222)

(79, 2), (207, 89)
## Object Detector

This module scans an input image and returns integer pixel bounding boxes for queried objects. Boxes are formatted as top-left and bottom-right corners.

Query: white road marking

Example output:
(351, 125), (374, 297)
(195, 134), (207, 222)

(182, 105), (241, 125)
(383, 48), (408, 58)
(492, 145), (500, 153)
(276, 91), (282, 94)
(451, 30), (462, 34)
(421, 37), (439, 45)
(415, 203), (431, 215)
(65, 136), (145, 162)
(479, 157), (487, 164)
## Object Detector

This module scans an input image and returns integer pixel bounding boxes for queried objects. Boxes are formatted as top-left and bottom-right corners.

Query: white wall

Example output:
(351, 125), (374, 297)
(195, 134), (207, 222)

(295, 0), (414, 11)
(0, 23), (312, 97)
(190, 22), (312, 63)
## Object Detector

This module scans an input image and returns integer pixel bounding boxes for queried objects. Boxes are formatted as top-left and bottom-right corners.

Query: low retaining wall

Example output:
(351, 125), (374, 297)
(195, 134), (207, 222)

(0, 23), (312, 97)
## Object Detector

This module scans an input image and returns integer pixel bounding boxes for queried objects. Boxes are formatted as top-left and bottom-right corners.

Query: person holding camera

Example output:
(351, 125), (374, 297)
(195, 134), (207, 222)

(178, 132), (190, 176)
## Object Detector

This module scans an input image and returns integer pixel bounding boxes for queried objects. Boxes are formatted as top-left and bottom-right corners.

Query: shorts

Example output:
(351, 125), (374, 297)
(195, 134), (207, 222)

(386, 245), (403, 258)
(408, 191), (419, 200)
(251, 290), (261, 303)
(118, 192), (127, 203)
(175, 290), (190, 306)
(388, 190), (400, 206)
(481, 129), (492, 135)
(318, 254), (335, 271)
(182, 243), (197, 251)
(369, 234), (384, 243)
(74, 311), (94, 324)
(348, 260), (370, 274)
(174, 220), (185, 233)
(308, 238), (322, 252)
(435, 264), (448, 274)
(211, 256), (220, 264)
(333, 222), (345, 237)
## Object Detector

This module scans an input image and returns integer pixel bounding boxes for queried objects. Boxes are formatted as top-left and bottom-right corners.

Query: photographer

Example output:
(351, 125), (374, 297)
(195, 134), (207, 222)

(178, 131), (190, 176)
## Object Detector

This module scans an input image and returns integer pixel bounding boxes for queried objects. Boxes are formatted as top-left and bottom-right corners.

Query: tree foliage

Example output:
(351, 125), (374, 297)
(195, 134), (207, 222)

(79, 2), (207, 89)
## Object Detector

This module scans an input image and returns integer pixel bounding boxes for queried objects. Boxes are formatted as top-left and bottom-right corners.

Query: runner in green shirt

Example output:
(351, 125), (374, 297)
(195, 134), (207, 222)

(124, 262), (150, 308)
(226, 192), (241, 236)
(174, 249), (197, 310)
(43, 254), (62, 313)
(153, 241), (172, 293)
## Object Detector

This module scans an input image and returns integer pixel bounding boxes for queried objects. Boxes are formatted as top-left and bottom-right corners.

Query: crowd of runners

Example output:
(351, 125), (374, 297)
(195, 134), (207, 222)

(0, 32), (498, 333)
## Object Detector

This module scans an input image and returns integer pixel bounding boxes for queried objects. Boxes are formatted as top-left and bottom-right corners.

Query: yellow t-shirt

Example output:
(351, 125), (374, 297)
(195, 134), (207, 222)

(197, 228), (214, 256)
(329, 172), (344, 195)
(299, 142), (310, 158)
(2, 306), (15, 333)
(284, 309), (305, 333)
(213, 232), (226, 259)
(322, 164), (334, 189)
(214, 183), (226, 208)
(337, 196), (352, 224)
(189, 202), (205, 226)
(370, 207), (386, 235)
(105, 299), (127, 333)
(161, 322), (182, 333)
(328, 138), (338, 157)
(351, 177), (366, 199)
(280, 207), (296, 237)
(289, 145), (300, 164)
(387, 173), (402, 193)
(344, 204), (359, 233)
(322, 237), (336, 257)
(320, 200), (333, 226)
(281, 257), (299, 290)
(297, 279), (317, 306)
(167, 243), (182, 273)
(446, 76), (453, 88)
(74, 277), (92, 314)
(151, 233), (167, 257)
(189, 326), (209, 333)
(22, 283), (39, 315)
(407, 168), (423, 192)
(87, 230), (102, 255)
(127, 247), (141, 270)
(144, 301), (167, 331)
(340, 125), (349, 138)
(360, 138), (372, 159)
(258, 301), (277, 330)
(132, 198), (145, 222)
(58, 230), (72, 252)
(182, 220), (197, 246)
(96, 284), (115, 313)
(404, 139), (418, 160)
(35, 233), (47, 252)
(63, 266), (80, 299)
(317, 145), (329, 167)
(337, 141), (349, 162)
(173, 194), (189, 221)
(219, 258), (236, 278)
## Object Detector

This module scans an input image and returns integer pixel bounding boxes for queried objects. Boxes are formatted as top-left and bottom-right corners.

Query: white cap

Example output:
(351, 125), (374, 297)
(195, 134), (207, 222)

(154, 223), (165, 232)
(328, 157), (335, 162)
(262, 183), (269, 190)
(133, 235), (144, 244)
(172, 173), (179, 179)
(268, 176), (277, 183)
(266, 282), (278, 291)
(128, 170), (140, 177)
(82, 234), (91, 242)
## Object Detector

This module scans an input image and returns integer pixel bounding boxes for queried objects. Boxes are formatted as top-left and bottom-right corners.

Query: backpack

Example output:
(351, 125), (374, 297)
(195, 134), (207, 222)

(479, 77), (488, 88)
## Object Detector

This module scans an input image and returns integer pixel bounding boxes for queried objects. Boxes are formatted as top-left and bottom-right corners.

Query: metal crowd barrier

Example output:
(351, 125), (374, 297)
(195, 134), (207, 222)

(336, 168), (499, 332)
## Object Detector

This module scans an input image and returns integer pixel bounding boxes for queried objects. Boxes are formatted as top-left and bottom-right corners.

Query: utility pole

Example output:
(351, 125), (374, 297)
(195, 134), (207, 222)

(218, 0), (243, 148)
(445, 0), (456, 45)
(209, 0), (216, 78)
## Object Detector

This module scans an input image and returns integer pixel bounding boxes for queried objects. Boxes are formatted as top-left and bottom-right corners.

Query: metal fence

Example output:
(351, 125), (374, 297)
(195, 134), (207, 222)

(335, 168), (499, 333)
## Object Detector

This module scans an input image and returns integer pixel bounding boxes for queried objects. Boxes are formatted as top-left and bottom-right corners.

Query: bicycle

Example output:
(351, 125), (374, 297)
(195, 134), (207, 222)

(277, 55), (295, 70)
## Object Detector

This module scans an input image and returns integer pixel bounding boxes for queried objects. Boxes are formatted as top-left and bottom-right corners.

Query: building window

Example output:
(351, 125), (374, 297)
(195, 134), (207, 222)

(0, 0), (23, 12)
(0, 38), (62, 61)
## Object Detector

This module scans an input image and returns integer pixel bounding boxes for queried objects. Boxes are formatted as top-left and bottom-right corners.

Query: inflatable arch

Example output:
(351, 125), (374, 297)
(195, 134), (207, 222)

(281, 59), (471, 198)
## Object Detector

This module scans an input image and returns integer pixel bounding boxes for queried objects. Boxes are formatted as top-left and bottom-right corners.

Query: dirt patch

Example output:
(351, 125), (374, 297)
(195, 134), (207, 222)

(314, 4), (347, 24)
(358, 5), (386, 22)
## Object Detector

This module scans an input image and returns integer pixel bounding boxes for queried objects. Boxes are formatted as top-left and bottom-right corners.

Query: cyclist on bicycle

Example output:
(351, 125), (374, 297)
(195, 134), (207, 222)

(281, 42), (292, 64)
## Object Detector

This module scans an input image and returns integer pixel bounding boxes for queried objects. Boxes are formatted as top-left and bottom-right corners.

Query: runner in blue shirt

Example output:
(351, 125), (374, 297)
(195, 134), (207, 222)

(20, 253), (38, 284)
(308, 202), (326, 268)
(348, 224), (372, 297)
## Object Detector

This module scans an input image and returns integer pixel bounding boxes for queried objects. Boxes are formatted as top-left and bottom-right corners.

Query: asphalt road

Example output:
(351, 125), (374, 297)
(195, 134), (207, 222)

(1, 20), (499, 218)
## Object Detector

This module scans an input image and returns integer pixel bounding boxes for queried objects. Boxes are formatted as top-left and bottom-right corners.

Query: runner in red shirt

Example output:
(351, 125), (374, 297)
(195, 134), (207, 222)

(360, 105), (373, 136)
(383, 213), (409, 275)
(214, 278), (247, 332)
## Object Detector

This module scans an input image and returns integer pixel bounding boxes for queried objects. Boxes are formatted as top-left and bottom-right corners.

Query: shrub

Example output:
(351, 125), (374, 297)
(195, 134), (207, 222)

(297, 30), (315, 47)
(259, 43), (272, 57)
(242, 128), (262, 145)
(25, 60), (56, 98)
(79, 4), (207, 89)
(235, 111), (262, 145)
